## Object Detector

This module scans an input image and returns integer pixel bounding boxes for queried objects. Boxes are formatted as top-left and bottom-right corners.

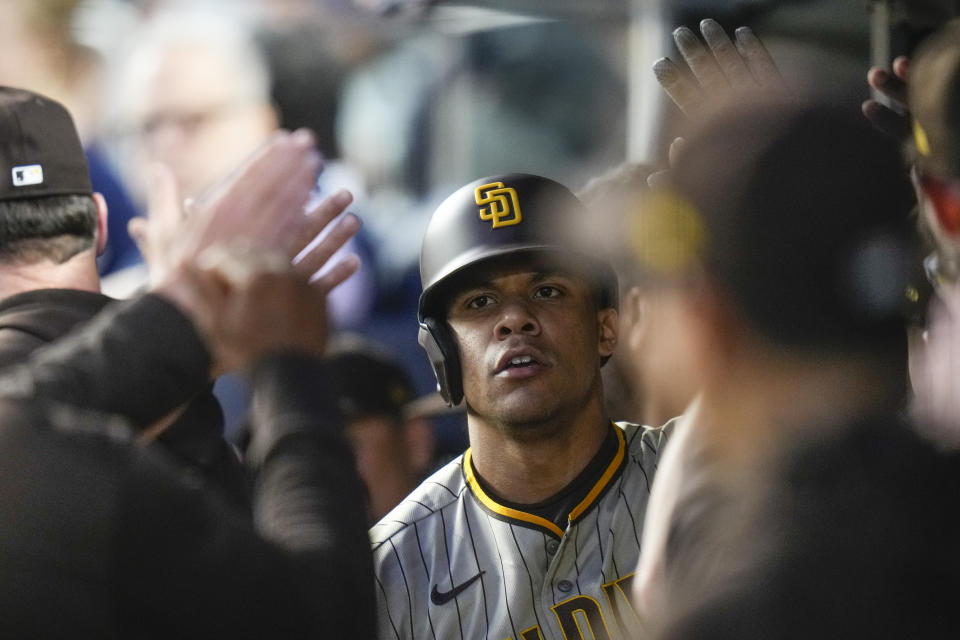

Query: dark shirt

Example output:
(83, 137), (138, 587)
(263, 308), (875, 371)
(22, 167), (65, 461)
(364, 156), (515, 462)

(0, 288), (111, 364)
(0, 287), (250, 509)
(0, 294), (374, 637)
(658, 414), (960, 639)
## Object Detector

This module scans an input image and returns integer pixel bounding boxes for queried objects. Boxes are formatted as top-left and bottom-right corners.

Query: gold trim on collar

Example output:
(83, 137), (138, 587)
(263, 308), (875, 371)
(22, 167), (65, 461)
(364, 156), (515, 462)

(569, 425), (625, 522)
(464, 448), (566, 538)
(462, 423), (627, 537)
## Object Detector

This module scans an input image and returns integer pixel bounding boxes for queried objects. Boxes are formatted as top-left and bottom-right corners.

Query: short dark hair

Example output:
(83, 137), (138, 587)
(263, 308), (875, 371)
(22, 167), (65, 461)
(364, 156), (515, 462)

(0, 194), (97, 264)
(667, 100), (915, 354)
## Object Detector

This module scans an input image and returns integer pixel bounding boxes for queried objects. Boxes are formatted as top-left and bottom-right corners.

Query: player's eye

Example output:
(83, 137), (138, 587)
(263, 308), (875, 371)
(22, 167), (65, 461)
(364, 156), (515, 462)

(466, 294), (494, 309)
(533, 285), (562, 299)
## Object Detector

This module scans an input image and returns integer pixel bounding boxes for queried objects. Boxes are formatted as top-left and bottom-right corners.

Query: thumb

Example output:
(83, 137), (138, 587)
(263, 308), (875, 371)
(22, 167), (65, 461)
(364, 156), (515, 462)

(127, 217), (148, 254)
(146, 163), (183, 227)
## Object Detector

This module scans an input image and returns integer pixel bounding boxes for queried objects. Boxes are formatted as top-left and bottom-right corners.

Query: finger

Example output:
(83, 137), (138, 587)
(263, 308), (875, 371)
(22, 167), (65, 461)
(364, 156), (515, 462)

(647, 169), (670, 189)
(673, 26), (728, 95)
(700, 19), (753, 88)
(223, 134), (318, 230)
(653, 57), (703, 117)
(145, 163), (182, 226)
(311, 254), (361, 295)
(193, 129), (312, 211)
(867, 67), (908, 107)
(861, 99), (912, 141)
(294, 211), (362, 277)
(734, 26), (782, 87)
(127, 217), (148, 254)
(668, 136), (687, 167)
(196, 130), (314, 227)
(892, 55), (910, 82)
(290, 189), (354, 258)
(246, 149), (323, 250)
(196, 133), (320, 250)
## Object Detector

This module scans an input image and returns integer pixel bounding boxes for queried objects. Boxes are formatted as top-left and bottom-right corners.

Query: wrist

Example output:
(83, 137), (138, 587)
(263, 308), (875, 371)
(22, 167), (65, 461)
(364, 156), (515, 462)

(152, 265), (221, 350)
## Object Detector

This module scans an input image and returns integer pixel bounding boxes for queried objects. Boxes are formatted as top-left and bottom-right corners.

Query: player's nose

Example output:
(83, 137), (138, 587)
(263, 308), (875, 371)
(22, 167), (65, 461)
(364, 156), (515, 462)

(494, 299), (540, 339)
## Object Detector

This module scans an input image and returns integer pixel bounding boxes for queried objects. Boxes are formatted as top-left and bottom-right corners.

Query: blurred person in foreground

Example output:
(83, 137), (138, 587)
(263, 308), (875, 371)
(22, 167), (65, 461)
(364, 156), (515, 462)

(325, 336), (436, 523)
(632, 96), (920, 632)
(875, 19), (960, 444)
(0, 85), (251, 507)
(651, 41), (960, 628)
(578, 164), (703, 427)
(0, 128), (374, 636)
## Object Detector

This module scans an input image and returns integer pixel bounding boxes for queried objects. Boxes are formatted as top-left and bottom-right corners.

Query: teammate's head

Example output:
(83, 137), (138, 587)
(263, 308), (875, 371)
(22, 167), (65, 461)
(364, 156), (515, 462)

(418, 173), (618, 407)
(660, 99), (914, 357)
(909, 18), (960, 283)
(0, 86), (104, 265)
(578, 163), (703, 425)
(326, 336), (435, 522)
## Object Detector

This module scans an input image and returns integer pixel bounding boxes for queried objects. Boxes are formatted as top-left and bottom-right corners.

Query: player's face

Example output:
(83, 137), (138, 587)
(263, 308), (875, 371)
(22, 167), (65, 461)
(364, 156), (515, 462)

(446, 262), (617, 429)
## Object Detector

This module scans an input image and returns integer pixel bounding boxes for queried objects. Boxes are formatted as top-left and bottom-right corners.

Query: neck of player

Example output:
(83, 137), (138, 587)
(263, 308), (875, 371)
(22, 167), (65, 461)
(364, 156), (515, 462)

(466, 386), (610, 505)
(0, 250), (101, 300)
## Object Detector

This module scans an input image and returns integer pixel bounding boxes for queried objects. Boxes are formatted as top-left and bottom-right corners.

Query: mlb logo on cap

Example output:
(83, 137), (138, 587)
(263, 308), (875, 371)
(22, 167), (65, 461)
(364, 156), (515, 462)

(0, 86), (92, 201)
(12, 164), (43, 187)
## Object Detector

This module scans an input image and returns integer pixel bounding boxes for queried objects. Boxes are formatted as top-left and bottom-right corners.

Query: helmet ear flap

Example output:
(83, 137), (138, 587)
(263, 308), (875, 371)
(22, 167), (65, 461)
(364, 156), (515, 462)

(418, 317), (463, 407)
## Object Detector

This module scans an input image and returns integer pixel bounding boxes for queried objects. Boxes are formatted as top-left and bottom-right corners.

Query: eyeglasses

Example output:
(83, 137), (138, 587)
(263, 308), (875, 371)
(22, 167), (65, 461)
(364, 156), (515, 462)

(136, 100), (257, 141)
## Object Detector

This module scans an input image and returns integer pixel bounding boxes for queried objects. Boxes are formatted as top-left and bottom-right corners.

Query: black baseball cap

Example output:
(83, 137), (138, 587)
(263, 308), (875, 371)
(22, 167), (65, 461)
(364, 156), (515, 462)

(0, 86), (92, 202)
(326, 339), (417, 423)
(656, 99), (915, 351)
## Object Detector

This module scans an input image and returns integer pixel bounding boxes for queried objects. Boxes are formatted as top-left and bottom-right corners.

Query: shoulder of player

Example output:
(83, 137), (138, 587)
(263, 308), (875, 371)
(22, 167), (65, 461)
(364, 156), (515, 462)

(369, 453), (467, 548)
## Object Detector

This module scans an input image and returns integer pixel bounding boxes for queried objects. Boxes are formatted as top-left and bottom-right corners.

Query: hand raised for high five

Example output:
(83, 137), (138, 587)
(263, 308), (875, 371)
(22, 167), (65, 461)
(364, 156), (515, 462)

(146, 129), (363, 373)
(653, 18), (785, 119)
(862, 56), (911, 142)
(647, 19), (785, 187)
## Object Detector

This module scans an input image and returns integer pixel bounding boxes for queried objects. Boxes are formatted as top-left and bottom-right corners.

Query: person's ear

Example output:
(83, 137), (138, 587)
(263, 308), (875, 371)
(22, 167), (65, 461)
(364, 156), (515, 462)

(618, 286), (643, 329)
(92, 192), (109, 256)
(623, 287), (651, 356)
(919, 174), (960, 237)
(598, 306), (619, 358)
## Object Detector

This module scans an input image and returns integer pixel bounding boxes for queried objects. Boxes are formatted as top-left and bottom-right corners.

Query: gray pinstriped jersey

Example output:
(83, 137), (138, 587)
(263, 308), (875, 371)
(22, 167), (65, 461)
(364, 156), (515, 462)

(370, 421), (668, 640)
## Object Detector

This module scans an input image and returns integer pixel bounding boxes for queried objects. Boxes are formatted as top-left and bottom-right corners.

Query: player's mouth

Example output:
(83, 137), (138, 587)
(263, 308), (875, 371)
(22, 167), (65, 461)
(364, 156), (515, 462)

(494, 347), (549, 378)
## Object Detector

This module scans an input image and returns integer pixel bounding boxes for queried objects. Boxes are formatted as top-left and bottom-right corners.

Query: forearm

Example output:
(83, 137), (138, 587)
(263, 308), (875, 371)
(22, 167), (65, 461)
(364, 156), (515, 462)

(247, 352), (373, 573)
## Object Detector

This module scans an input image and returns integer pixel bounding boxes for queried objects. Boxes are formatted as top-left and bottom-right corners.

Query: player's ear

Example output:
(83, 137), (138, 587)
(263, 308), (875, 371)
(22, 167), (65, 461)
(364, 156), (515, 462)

(918, 174), (960, 238)
(597, 306), (618, 358)
(619, 286), (648, 355)
(92, 192), (109, 256)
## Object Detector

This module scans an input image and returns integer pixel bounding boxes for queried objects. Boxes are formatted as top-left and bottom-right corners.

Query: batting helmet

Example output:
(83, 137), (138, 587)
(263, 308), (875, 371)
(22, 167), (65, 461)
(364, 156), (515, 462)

(417, 173), (618, 406)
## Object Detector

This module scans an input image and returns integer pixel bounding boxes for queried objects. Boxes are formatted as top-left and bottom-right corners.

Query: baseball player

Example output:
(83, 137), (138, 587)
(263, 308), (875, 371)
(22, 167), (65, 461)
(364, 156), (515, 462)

(371, 174), (668, 640)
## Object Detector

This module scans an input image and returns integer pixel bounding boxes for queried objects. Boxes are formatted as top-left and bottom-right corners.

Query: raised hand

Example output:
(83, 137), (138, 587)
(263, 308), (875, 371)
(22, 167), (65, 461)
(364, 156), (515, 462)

(653, 18), (784, 118)
(144, 129), (363, 373)
(862, 56), (911, 141)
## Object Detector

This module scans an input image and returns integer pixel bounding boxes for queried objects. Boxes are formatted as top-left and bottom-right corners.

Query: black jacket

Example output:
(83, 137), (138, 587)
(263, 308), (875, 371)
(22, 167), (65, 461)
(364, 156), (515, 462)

(0, 294), (374, 637)
(0, 288), (250, 509)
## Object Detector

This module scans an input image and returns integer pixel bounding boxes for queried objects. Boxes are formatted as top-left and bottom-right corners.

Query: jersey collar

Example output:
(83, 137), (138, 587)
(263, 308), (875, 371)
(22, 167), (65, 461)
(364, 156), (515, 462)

(462, 422), (627, 538)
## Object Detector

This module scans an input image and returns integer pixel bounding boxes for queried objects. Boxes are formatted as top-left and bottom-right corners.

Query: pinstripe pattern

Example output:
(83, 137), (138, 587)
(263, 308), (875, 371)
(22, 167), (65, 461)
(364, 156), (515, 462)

(371, 421), (669, 640)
